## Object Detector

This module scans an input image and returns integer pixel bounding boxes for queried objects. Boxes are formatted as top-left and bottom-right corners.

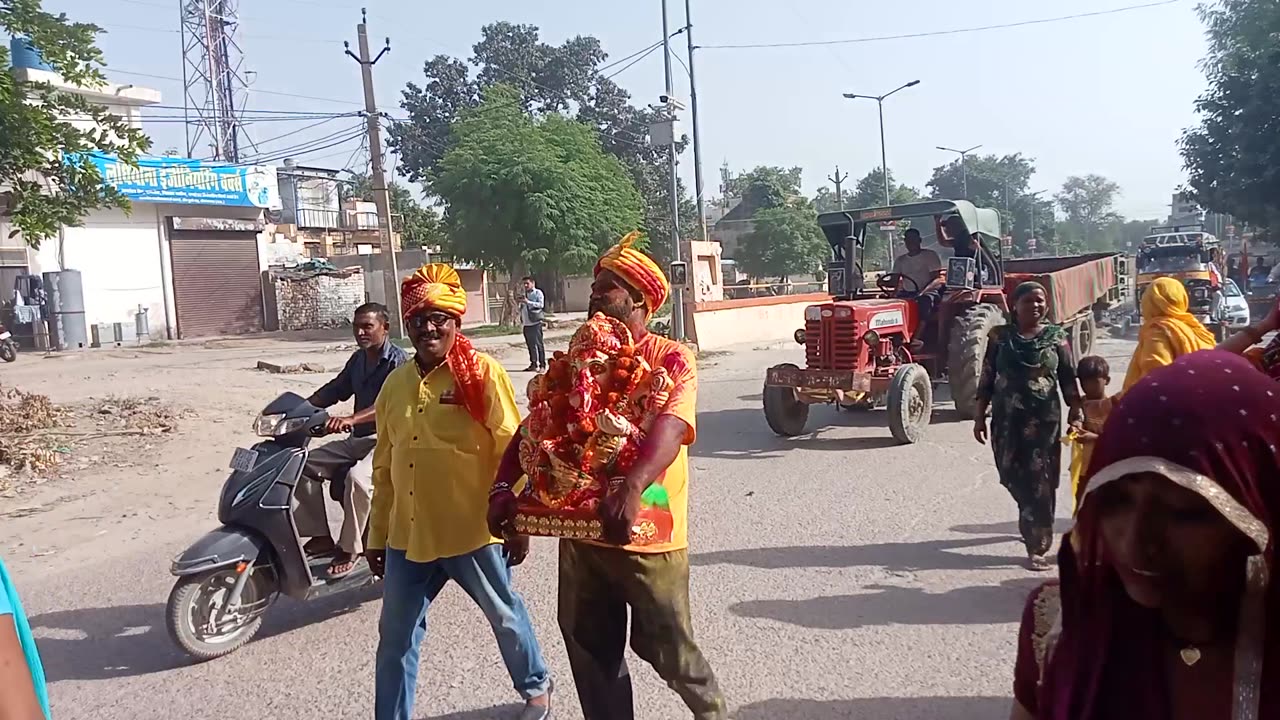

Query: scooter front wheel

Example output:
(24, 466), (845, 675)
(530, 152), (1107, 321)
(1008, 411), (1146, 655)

(0, 341), (15, 363)
(166, 566), (275, 661)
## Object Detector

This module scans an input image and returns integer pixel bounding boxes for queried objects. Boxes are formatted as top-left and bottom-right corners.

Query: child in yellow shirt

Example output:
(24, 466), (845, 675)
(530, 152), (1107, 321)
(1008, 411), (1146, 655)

(1069, 355), (1115, 513)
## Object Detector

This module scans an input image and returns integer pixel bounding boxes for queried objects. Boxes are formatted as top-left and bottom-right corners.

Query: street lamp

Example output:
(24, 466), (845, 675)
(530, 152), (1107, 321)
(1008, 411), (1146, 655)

(936, 144), (982, 198)
(1028, 189), (1048, 255)
(843, 79), (921, 206)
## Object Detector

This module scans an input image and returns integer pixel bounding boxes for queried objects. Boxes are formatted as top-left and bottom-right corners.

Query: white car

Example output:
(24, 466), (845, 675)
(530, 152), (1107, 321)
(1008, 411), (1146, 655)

(1223, 279), (1250, 330)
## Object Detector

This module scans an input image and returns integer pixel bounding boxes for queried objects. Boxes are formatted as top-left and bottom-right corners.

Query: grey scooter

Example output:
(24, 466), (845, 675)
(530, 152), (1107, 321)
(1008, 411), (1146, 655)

(165, 392), (376, 660)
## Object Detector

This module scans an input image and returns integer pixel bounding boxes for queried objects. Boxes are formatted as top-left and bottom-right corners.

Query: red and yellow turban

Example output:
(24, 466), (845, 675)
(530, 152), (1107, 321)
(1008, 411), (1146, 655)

(594, 231), (669, 316)
(401, 263), (468, 320)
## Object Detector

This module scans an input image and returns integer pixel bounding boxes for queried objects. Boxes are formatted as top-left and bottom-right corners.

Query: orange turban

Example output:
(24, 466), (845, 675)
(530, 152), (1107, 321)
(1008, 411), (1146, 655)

(401, 263), (467, 320)
(594, 231), (669, 315)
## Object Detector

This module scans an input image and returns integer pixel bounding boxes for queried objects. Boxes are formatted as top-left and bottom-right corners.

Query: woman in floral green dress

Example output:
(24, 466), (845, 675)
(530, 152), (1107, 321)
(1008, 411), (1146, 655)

(973, 282), (1082, 570)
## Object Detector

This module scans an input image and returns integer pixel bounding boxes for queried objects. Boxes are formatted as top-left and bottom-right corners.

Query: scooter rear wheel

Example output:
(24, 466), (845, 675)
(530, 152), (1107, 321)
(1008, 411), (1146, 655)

(0, 341), (15, 363)
(166, 567), (274, 661)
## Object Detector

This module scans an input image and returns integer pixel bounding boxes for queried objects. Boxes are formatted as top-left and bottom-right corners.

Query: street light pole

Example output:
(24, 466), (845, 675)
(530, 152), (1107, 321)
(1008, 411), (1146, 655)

(843, 80), (920, 206)
(936, 144), (982, 199)
(843, 80), (920, 265)
(1028, 189), (1047, 256)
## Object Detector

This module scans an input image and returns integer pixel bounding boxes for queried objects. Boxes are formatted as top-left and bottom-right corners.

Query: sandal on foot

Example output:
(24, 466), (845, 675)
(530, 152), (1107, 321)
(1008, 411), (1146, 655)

(1027, 554), (1052, 572)
(327, 553), (358, 578)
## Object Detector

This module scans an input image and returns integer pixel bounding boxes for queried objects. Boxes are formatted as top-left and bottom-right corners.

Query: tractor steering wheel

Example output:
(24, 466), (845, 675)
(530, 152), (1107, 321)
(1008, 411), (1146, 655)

(877, 273), (921, 295)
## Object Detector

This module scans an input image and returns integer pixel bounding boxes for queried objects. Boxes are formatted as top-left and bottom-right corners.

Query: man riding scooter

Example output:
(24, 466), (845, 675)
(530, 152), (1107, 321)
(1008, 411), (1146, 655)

(295, 302), (408, 577)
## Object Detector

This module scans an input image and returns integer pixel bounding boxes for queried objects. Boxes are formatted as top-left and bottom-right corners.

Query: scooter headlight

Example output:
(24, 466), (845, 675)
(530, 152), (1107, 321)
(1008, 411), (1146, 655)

(254, 414), (309, 437)
(254, 413), (284, 436)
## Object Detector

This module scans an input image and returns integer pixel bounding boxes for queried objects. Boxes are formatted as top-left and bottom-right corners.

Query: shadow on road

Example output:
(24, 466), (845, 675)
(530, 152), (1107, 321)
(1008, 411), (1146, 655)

(728, 577), (1042, 630)
(692, 536), (1022, 573)
(950, 518), (1073, 537)
(30, 583), (381, 681)
(733, 695), (1009, 719)
(419, 705), (523, 720)
(694, 406), (969, 459)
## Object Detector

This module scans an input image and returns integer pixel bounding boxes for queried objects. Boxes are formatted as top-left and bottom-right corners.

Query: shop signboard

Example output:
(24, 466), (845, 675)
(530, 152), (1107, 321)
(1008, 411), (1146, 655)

(81, 152), (281, 209)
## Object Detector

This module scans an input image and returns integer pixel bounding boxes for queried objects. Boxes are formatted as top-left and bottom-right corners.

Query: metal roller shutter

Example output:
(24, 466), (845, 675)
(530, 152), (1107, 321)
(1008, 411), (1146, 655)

(170, 233), (264, 338)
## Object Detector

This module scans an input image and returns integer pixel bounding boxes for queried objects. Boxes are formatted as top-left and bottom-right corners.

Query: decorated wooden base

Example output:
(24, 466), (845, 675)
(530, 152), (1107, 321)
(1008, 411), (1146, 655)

(514, 503), (674, 546)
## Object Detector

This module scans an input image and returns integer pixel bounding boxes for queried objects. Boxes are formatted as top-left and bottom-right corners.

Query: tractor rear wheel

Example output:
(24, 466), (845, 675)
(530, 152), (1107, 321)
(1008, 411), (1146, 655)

(947, 303), (1006, 420)
(1072, 314), (1097, 360)
(763, 363), (809, 437)
(887, 363), (933, 444)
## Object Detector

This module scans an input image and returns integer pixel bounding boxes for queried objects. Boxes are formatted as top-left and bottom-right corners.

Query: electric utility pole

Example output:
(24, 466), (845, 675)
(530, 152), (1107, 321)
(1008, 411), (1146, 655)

(660, 0), (685, 341)
(828, 166), (848, 210)
(683, 0), (707, 241)
(345, 10), (402, 338)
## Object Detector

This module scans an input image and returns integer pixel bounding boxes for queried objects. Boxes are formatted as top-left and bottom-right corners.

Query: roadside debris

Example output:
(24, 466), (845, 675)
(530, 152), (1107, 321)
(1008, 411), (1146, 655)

(256, 360), (327, 374)
(0, 386), (192, 493)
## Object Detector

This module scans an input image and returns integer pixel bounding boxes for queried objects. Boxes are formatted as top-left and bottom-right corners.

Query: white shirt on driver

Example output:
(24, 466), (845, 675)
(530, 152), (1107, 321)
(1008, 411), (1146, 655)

(891, 249), (943, 291)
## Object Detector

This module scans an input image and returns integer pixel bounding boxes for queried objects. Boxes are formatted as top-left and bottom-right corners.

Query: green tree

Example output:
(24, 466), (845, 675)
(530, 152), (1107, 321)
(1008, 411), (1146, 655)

(1180, 0), (1280, 231)
(390, 22), (695, 246)
(0, 4), (150, 249)
(345, 173), (445, 250)
(1055, 174), (1122, 250)
(736, 204), (828, 281)
(433, 85), (642, 277)
(812, 185), (842, 213)
(725, 166), (804, 211)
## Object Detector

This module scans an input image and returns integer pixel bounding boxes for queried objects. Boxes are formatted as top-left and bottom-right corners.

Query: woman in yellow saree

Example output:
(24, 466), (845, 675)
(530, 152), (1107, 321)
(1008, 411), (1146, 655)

(1122, 277), (1216, 391)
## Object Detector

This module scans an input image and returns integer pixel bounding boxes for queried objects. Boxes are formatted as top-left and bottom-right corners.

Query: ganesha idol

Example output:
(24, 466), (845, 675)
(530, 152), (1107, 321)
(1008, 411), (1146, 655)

(513, 312), (675, 545)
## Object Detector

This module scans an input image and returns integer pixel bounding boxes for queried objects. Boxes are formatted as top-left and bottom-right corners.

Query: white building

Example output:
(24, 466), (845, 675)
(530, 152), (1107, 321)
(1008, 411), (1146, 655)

(2, 41), (282, 342)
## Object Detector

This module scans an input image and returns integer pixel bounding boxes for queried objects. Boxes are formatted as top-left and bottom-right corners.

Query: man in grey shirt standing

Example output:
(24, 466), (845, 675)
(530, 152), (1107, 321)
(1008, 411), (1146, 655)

(519, 275), (546, 372)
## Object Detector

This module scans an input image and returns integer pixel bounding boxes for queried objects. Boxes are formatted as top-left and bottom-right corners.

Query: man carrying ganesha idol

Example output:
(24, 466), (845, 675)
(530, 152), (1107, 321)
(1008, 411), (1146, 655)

(487, 233), (727, 720)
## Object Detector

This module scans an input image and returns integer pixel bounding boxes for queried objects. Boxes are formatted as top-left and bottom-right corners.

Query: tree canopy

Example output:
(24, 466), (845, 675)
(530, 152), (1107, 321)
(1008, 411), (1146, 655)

(390, 22), (694, 248)
(726, 166), (804, 211)
(432, 85), (642, 276)
(0, 3), (150, 249)
(1180, 0), (1280, 233)
(1055, 174), (1122, 250)
(736, 204), (828, 281)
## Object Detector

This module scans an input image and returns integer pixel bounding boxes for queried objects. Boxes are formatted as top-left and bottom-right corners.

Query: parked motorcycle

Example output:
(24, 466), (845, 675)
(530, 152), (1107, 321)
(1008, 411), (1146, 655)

(166, 392), (376, 660)
(0, 322), (16, 362)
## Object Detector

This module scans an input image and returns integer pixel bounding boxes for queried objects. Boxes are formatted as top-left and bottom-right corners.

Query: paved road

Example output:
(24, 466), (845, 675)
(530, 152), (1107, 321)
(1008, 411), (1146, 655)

(5, 334), (1138, 720)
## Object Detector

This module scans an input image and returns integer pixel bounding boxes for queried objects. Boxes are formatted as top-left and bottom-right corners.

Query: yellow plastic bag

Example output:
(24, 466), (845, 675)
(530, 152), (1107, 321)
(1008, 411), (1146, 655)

(1064, 430), (1087, 517)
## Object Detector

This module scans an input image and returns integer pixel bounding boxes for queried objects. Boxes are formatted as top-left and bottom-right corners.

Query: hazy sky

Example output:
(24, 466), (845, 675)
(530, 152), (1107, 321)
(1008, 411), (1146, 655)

(46, 0), (1207, 219)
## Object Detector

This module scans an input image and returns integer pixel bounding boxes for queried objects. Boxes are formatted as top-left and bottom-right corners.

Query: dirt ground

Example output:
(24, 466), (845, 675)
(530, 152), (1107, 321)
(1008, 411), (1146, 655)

(0, 327), (572, 576)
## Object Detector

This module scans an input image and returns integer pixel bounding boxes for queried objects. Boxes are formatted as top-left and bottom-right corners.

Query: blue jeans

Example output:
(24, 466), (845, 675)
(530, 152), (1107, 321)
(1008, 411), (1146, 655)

(374, 544), (551, 720)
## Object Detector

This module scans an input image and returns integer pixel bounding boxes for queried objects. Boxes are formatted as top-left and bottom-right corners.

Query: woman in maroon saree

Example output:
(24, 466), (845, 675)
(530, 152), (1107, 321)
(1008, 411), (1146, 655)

(1011, 350), (1279, 719)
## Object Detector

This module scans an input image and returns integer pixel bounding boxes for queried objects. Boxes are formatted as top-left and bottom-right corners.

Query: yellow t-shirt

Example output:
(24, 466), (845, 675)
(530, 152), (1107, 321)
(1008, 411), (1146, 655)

(368, 352), (520, 563)
(580, 333), (698, 554)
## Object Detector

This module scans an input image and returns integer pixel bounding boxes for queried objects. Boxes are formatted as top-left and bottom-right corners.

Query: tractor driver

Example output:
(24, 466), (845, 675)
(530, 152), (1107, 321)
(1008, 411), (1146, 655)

(908, 216), (993, 351)
(891, 228), (943, 296)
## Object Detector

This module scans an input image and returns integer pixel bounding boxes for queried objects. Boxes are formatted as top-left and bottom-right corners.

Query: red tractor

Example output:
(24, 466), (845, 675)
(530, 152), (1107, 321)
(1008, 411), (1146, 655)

(763, 200), (1125, 444)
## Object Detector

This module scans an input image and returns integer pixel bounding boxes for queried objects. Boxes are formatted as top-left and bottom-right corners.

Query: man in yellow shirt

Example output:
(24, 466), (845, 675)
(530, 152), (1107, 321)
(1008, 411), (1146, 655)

(367, 264), (552, 720)
(489, 234), (726, 720)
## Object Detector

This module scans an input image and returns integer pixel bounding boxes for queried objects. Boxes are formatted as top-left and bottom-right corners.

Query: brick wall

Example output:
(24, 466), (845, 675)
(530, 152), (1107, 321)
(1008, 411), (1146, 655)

(273, 270), (366, 330)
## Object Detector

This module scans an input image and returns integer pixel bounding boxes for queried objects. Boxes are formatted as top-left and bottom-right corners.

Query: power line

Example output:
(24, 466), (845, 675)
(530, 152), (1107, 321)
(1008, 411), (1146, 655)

(698, 0), (1183, 49)
(110, 69), (364, 108)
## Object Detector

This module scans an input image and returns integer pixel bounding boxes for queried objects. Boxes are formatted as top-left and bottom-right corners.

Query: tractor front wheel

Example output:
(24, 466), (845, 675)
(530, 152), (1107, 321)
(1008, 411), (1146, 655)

(763, 363), (809, 437)
(887, 363), (933, 444)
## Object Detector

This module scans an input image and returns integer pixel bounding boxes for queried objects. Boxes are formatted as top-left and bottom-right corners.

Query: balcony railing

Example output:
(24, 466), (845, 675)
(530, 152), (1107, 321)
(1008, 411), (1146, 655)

(291, 207), (383, 231)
